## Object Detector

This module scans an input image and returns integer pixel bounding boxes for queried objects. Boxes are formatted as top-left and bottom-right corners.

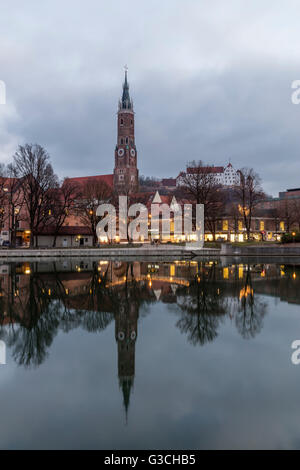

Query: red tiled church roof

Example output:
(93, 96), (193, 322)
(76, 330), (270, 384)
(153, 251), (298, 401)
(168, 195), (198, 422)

(66, 174), (114, 188)
(186, 166), (224, 174)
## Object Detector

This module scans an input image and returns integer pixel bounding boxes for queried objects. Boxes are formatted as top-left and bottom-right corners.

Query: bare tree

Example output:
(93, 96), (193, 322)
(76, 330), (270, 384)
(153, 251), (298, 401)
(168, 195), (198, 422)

(50, 178), (82, 247)
(11, 144), (59, 247)
(180, 160), (220, 205)
(227, 202), (241, 240)
(0, 164), (8, 232)
(110, 190), (149, 243)
(277, 198), (299, 232)
(4, 164), (26, 247)
(180, 161), (224, 237)
(205, 188), (226, 241)
(291, 198), (300, 230)
(234, 168), (265, 241)
(77, 179), (112, 245)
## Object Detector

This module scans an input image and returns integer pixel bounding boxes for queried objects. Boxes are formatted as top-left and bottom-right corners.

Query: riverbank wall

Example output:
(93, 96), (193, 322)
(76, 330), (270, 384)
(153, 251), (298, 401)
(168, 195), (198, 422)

(0, 246), (219, 259)
(220, 243), (300, 257)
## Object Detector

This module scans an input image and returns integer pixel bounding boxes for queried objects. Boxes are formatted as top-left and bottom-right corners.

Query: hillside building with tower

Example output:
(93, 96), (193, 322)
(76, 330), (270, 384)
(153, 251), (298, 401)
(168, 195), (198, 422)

(176, 163), (240, 188)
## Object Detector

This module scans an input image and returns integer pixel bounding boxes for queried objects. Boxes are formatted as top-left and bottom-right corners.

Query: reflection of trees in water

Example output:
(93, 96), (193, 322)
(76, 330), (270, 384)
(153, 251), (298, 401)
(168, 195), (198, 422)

(0, 261), (154, 368)
(174, 262), (268, 345)
(175, 262), (227, 346)
(0, 270), (60, 366)
(56, 264), (114, 333)
(7, 299), (61, 367)
(0, 264), (114, 367)
(0, 260), (272, 366)
(234, 265), (267, 339)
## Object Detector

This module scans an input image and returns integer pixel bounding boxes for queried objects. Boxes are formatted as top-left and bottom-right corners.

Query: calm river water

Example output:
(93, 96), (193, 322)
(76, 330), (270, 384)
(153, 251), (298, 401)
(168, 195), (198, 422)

(0, 258), (299, 449)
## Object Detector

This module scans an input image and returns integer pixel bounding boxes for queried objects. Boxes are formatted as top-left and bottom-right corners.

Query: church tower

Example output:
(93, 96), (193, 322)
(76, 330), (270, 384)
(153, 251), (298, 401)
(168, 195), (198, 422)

(113, 68), (139, 194)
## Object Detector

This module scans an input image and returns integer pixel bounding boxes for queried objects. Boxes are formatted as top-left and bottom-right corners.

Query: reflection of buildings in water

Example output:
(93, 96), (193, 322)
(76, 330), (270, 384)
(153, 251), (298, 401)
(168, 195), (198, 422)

(0, 263), (35, 325)
(1, 261), (300, 322)
(0, 260), (300, 413)
(1, 260), (300, 325)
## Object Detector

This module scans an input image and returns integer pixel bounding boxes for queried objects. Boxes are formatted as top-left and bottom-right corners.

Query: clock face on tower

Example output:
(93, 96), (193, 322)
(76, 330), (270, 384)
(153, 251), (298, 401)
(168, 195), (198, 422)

(118, 148), (124, 157)
(130, 149), (136, 157)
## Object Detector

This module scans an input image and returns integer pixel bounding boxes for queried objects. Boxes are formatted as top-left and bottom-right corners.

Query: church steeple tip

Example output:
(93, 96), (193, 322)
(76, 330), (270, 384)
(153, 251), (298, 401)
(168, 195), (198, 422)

(120, 376), (134, 424)
(120, 66), (133, 110)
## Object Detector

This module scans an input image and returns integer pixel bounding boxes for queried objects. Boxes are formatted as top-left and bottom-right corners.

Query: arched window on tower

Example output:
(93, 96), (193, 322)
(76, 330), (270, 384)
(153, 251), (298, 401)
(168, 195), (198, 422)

(120, 118), (124, 125)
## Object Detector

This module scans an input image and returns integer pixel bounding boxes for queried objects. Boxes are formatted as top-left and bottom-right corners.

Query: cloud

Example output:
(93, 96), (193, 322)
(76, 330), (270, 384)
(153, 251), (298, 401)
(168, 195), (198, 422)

(0, 0), (299, 195)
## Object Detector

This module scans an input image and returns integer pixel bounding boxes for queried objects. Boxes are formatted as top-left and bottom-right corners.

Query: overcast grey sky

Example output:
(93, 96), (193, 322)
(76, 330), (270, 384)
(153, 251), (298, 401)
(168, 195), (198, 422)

(0, 0), (300, 195)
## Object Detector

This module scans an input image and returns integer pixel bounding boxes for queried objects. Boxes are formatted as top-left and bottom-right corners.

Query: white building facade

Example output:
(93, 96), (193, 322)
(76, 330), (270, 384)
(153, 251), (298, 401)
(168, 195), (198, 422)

(176, 163), (240, 187)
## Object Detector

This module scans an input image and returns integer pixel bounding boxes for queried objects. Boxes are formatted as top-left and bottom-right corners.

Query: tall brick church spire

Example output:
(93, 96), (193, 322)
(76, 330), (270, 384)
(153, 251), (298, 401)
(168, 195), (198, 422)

(113, 68), (139, 194)
(121, 69), (132, 110)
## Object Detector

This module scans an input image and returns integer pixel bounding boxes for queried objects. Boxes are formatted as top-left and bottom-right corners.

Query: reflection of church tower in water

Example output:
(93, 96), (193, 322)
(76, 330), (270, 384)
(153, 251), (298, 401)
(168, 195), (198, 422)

(115, 296), (139, 421)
